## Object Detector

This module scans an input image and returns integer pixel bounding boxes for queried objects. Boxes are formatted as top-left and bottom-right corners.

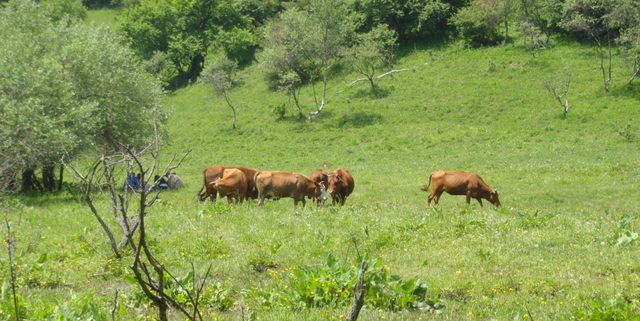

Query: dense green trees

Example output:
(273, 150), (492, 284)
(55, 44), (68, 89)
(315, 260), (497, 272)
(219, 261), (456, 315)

(349, 0), (453, 41)
(118, 0), (253, 86)
(0, 0), (164, 192)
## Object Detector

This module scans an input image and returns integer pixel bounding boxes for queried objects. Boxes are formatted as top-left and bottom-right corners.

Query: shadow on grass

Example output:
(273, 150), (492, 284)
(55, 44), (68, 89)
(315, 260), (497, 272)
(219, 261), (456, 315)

(336, 112), (383, 128)
(352, 86), (391, 99)
(608, 81), (640, 102)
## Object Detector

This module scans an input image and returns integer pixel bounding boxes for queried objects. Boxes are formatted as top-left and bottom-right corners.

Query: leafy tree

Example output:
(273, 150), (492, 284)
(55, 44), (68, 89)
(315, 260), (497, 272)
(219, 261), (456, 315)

(347, 24), (398, 87)
(305, 0), (353, 122)
(516, 0), (564, 50)
(118, 0), (249, 85)
(258, 7), (314, 119)
(200, 55), (240, 128)
(561, 0), (616, 91)
(608, 0), (640, 84)
(450, 0), (503, 46)
(0, 0), (164, 192)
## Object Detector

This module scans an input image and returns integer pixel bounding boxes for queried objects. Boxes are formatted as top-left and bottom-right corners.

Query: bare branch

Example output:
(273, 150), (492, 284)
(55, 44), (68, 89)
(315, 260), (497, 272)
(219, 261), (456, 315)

(346, 261), (367, 321)
(5, 220), (19, 321)
(377, 68), (409, 78)
(111, 289), (119, 321)
(81, 235), (108, 259)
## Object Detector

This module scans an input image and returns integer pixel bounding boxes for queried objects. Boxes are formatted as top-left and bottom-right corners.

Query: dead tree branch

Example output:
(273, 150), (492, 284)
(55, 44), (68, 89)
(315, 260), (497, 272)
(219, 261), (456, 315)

(377, 68), (409, 79)
(543, 73), (571, 114)
(111, 289), (119, 321)
(81, 235), (108, 259)
(346, 261), (367, 321)
(5, 219), (20, 321)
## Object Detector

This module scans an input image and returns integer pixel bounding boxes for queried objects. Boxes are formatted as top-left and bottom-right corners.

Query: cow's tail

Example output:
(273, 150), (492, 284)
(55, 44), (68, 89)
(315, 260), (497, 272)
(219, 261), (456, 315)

(197, 171), (206, 201)
(421, 173), (433, 192)
(253, 171), (262, 192)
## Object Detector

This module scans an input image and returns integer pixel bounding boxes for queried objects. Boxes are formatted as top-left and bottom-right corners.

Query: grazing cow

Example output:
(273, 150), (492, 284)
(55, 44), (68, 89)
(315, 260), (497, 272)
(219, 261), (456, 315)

(198, 166), (259, 202)
(211, 169), (247, 204)
(421, 171), (500, 207)
(308, 169), (329, 206)
(254, 171), (328, 208)
(327, 169), (354, 206)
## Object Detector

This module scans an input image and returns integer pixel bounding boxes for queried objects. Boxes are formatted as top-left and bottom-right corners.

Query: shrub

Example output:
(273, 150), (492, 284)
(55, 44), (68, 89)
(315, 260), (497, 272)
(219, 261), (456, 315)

(253, 254), (444, 312)
(450, 0), (502, 46)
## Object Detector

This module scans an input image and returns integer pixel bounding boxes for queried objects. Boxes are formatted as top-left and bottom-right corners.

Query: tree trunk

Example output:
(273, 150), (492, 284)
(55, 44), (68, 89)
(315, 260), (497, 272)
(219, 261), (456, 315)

(42, 165), (55, 191)
(308, 62), (328, 122)
(502, 0), (509, 45)
(21, 169), (43, 192)
(292, 83), (303, 119)
(346, 261), (367, 321)
(58, 165), (64, 191)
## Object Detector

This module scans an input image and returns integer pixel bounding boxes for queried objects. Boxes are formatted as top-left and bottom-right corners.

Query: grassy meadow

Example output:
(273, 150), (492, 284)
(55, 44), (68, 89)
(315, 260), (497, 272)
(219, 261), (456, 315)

(2, 10), (640, 320)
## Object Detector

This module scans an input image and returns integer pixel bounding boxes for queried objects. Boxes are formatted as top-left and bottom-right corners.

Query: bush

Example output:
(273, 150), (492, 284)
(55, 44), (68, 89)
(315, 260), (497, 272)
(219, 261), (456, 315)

(40, 0), (87, 22)
(450, 0), (502, 46)
(252, 254), (444, 312)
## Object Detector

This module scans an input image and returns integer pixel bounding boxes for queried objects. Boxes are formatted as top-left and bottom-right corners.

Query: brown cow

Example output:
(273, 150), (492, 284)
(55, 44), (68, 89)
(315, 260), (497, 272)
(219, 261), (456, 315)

(327, 169), (354, 206)
(421, 171), (500, 207)
(211, 169), (247, 204)
(198, 166), (259, 202)
(255, 171), (328, 208)
(308, 169), (329, 206)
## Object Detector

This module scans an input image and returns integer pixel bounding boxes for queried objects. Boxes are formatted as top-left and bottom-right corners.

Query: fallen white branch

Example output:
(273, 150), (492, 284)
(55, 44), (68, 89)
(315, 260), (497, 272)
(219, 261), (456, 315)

(377, 68), (409, 79)
(348, 78), (371, 86)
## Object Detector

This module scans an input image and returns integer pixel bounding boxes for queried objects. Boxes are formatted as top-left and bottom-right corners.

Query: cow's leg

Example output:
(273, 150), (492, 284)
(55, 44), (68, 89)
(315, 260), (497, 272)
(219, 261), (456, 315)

(434, 191), (442, 205)
(428, 190), (439, 206)
(257, 191), (265, 207)
(339, 194), (346, 206)
(239, 195), (244, 204)
(466, 192), (471, 204)
(301, 197), (306, 209)
(476, 198), (483, 207)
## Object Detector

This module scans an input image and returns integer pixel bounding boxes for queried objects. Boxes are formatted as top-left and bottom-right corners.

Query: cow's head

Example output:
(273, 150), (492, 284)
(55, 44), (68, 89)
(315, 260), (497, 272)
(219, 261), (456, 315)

(328, 174), (345, 195)
(313, 182), (328, 200)
(489, 189), (501, 206)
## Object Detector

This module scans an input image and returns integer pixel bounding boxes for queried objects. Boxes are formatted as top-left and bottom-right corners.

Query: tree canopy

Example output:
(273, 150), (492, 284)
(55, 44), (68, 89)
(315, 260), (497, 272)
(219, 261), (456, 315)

(118, 0), (252, 85)
(0, 0), (164, 192)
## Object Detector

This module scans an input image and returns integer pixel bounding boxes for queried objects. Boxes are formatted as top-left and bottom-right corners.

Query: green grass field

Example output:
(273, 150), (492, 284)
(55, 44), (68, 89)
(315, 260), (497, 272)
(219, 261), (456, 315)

(2, 11), (640, 320)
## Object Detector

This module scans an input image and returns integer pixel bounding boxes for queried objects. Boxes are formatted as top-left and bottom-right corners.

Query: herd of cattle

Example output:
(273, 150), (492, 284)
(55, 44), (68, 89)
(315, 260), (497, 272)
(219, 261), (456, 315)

(196, 165), (501, 208)
(197, 165), (354, 208)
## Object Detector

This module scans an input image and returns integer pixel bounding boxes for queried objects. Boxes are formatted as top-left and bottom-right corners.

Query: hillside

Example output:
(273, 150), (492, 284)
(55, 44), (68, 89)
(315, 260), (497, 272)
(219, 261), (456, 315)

(166, 40), (640, 212)
(3, 30), (640, 320)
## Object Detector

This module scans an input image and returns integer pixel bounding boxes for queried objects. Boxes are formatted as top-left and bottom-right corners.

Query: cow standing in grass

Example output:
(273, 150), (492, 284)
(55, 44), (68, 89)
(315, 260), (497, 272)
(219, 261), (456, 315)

(198, 166), (259, 202)
(211, 169), (247, 204)
(309, 169), (329, 207)
(327, 168), (354, 206)
(255, 171), (327, 208)
(421, 171), (500, 207)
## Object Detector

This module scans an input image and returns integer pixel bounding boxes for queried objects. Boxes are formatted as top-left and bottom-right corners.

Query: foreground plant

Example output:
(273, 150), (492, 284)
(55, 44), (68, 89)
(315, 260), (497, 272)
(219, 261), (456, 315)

(64, 115), (210, 321)
(250, 254), (444, 313)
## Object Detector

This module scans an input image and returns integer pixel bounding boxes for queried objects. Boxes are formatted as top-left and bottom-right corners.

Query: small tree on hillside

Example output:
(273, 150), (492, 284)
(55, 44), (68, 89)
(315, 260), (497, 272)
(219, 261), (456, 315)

(200, 55), (240, 129)
(561, 0), (614, 91)
(543, 72), (571, 115)
(258, 7), (310, 119)
(305, 0), (353, 122)
(348, 25), (398, 88)
(608, 0), (640, 84)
